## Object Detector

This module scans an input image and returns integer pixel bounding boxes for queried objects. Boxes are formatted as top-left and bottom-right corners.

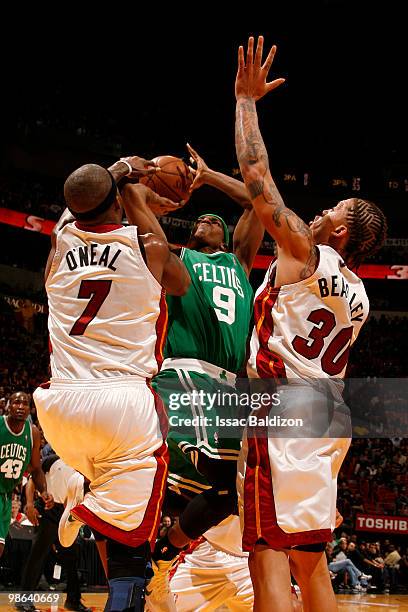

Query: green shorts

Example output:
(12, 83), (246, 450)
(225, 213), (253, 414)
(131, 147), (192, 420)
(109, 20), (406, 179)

(0, 492), (12, 544)
(153, 364), (244, 496)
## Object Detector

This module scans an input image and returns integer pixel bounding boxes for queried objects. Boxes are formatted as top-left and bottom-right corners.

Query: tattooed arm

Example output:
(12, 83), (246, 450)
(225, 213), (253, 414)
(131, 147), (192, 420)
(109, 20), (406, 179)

(235, 36), (318, 282)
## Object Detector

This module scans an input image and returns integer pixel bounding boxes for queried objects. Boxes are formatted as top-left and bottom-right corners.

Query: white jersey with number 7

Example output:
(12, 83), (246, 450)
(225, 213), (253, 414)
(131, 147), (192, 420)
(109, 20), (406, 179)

(47, 222), (166, 380)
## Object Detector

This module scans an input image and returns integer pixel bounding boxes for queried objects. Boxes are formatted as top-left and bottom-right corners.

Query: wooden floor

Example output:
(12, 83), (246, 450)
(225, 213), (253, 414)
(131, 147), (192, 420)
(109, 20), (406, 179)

(1, 592), (407, 610)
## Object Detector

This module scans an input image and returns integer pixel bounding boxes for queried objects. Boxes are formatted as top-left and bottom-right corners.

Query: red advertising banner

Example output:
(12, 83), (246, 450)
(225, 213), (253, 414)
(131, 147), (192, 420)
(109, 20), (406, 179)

(356, 513), (408, 535)
(0, 207), (55, 235)
(1, 207), (407, 279)
(252, 255), (408, 279)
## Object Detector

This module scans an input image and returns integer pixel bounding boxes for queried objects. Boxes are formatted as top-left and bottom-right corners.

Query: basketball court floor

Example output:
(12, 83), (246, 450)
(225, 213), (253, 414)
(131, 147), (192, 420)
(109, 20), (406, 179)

(1, 592), (408, 611)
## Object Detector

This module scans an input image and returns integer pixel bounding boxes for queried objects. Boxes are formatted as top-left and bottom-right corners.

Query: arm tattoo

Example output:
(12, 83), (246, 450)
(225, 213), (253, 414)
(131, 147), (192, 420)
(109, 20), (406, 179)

(247, 180), (264, 199)
(272, 202), (312, 239)
(235, 97), (269, 168)
(235, 97), (313, 243)
(300, 246), (319, 280)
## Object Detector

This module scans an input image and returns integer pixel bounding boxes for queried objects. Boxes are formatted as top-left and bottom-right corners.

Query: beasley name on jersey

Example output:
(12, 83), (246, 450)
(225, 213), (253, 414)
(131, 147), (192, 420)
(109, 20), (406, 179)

(249, 245), (369, 380)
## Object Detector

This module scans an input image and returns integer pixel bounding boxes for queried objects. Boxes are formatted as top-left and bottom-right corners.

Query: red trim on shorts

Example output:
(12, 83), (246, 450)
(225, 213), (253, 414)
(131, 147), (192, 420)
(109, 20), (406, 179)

(154, 290), (168, 371)
(71, 384), (169, 550)
(72, 441), (169, 550)
(74, 222), (124, 233)
(39, 380), (51, 389)
(254, 282), (287, 381)
(242, 422), (330, 551)
(169, 536), (205, 581)
(147, 380), (169, 440)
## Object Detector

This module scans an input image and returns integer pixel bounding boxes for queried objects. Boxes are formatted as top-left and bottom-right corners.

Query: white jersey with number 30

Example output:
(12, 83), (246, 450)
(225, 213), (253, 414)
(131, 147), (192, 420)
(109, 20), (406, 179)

(47, 222), (165, 380)
(249, 245), (369, 381)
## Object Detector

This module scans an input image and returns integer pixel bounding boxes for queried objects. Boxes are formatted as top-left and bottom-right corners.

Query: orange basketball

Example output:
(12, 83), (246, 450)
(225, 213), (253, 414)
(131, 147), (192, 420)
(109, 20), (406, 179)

(140, 155), (193, 203)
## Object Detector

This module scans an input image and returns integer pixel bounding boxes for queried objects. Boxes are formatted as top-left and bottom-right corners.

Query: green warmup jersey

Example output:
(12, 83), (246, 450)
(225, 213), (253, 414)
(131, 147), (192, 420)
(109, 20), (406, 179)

(0, 416), (32, 494)
(165, 249), (253, 373)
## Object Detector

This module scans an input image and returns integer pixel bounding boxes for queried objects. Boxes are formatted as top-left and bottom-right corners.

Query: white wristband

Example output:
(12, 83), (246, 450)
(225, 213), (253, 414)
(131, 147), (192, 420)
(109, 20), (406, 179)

(119, 158), (133, 176)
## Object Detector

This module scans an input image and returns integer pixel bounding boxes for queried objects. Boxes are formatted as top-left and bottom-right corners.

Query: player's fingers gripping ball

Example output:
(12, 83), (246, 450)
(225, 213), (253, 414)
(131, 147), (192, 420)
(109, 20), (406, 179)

(139, 155), (193, 203)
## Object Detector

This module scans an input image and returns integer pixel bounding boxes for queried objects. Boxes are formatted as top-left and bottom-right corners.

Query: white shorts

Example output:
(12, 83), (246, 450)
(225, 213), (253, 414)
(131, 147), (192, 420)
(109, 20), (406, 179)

(34, 377), (168, 548)
(170, 540), (253, 612)
(238, 383), (351, 551)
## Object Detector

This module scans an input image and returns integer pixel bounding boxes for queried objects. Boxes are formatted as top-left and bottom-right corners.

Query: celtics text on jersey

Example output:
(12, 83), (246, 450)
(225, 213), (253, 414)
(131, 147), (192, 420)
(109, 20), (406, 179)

(0, 416), (32, 493)
(164, 249), (253, 374)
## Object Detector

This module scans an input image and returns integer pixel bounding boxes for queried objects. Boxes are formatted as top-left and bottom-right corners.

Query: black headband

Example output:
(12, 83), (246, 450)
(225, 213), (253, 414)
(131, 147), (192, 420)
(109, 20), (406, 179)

(68, 170), (117, 221)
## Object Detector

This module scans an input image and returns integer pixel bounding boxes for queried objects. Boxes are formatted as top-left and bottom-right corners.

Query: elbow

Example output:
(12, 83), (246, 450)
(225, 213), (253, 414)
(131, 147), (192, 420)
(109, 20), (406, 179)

(121, 182), (146, 200)
(240, 167), (268, 202)
(174, 272), (191, 296)
(240, 163), (266, 184)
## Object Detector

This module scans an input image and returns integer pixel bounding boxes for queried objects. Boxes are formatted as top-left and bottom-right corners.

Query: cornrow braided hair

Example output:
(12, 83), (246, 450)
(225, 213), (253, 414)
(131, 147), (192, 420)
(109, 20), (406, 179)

(344, 198), (387, 267)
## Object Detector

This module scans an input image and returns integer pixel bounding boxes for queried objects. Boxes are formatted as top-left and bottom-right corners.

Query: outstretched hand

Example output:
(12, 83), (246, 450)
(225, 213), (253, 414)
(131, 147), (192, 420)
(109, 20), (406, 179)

(186, 143), (210, 192)
(235, 36), (285, 102)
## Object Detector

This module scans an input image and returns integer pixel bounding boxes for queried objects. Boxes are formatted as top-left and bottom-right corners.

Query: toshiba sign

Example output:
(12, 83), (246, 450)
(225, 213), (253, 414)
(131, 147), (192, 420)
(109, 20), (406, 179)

(356, 514), (408, 534)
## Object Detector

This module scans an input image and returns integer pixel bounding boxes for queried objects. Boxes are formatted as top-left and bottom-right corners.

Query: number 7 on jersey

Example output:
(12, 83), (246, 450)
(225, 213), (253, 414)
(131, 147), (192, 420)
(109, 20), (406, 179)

(70, 280), (112, 336)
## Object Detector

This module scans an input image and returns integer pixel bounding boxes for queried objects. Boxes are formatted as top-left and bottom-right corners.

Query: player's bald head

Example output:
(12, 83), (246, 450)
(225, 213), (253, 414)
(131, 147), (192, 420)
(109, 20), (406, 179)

(64, 164), (116, 215)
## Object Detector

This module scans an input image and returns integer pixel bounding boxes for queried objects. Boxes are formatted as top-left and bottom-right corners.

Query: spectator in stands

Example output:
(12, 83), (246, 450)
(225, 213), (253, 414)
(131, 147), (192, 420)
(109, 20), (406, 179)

(384, 544), (401, 589)
(351, 493), (365, 513)
(159, 515), (173, 538)
(332, 538), (348, 561)
(362, 542), (387, 593)
(10, 497), (26, 525)
(326, 542), (371, 593)
(347, 542), (365, 569)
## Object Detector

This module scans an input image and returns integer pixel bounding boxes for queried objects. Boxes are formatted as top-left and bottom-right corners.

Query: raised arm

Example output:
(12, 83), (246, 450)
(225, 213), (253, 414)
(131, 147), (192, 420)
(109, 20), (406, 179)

(233, 208), (265, 276)
(187, 143), (264, 276)
(187, 142), (252, 209)
(141, 234), (191, 296)
(235, 36), (318, 281)
(120, 182), (172, 241)
(120, 183), (190, 295)
(108, 155), (159, 183)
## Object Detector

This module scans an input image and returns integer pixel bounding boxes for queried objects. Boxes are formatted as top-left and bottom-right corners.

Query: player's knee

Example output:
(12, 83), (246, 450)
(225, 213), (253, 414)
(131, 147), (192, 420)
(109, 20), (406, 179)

(206, 485), (238, 515)
(179, 487), (237, 540)
(106, 540), (153, 611)
(105, 576), (148, 612)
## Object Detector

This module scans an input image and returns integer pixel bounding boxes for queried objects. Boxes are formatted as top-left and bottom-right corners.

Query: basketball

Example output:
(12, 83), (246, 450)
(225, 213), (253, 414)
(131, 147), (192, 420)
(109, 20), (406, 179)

(139, 155), (193, 203)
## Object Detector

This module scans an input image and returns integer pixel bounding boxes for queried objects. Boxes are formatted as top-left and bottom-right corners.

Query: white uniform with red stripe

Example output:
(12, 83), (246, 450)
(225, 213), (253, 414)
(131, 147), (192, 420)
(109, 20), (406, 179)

(165, 516), (302, 611)
(239, 245), (369, 551)
(34, 222), (168, 547)
(168, 516), (253, 612)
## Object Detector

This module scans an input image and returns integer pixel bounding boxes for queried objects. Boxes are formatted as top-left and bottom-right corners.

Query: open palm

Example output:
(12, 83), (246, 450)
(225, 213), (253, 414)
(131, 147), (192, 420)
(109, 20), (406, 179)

(235, 36), (285, 102)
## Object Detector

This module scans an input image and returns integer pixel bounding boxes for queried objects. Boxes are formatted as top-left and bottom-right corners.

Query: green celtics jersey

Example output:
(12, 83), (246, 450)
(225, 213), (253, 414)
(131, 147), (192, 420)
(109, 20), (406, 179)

(0, 416), (32, 494)
(165, 249), (253, 373)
